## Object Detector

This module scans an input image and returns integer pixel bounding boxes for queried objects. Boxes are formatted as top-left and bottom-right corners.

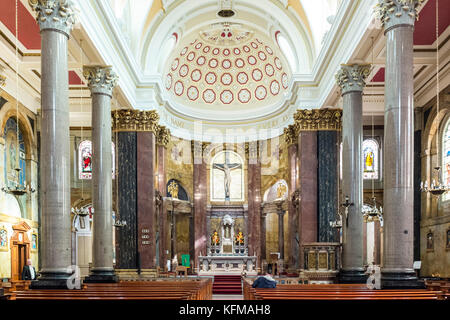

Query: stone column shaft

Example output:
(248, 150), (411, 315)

(336, 63), (371, 283)
(83, 66), (118, 283)
(29, 0), (76, 289)
(376, 0), (423, 288)
(277, 209), (285, 260)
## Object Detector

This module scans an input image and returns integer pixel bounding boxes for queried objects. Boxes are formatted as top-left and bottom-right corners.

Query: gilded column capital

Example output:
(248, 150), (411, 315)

(112, 109), (160, 134)
(375, 0), (423, 32)
(284, 124), (297, 145)
(335, 64), (371, 95)
(83, 66), (118, 97)
(293, 108), (342, 132)
(156, 125), (171, 147)
(29, 0), (77, 36)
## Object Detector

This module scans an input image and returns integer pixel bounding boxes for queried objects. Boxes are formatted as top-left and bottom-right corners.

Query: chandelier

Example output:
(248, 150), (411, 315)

(2, 168), (35, 196)
(420, 167), (449, 196)
(362, 197), (383, 223)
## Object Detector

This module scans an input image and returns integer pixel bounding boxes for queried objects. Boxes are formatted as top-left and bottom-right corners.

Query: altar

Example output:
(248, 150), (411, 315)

(199, 207), (257, 275)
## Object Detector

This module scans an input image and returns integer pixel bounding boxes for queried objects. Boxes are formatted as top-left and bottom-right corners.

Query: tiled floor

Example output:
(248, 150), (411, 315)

(212, 294), (244, 300)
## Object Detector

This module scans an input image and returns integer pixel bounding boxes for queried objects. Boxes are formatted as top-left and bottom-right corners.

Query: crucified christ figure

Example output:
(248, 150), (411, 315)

(213, 152), (241, 201)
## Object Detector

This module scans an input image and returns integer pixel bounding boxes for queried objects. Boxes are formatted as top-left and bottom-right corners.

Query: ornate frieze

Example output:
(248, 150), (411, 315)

(112, 109), (160, 133)
(335, 64), (371, 95)
(156, 125), (171, 147)
(83, 66), (119, 97)
(283, 124), (297, 145)
(29, 0), (77, 35)
(293, 109), (342, 132)
(375, 0), (423, 31)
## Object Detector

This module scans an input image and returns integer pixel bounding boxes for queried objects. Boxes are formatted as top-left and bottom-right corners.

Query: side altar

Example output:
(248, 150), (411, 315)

(199, 205), (257, 275)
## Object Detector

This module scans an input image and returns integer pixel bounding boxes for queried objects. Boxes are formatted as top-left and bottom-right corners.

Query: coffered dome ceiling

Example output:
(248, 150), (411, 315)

(162, 24), (292, 122)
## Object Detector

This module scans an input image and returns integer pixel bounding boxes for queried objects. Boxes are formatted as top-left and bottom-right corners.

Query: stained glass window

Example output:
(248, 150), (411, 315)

(79, 140), (92, 179)
(4, 118), (26, 188)
(362, 139), (379, 180)
(78, 140), (116, 180)
(442, 118), (450, 201)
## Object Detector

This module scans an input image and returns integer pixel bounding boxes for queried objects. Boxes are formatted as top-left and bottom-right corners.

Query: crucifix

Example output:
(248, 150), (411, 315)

(213, 151), (241, 201)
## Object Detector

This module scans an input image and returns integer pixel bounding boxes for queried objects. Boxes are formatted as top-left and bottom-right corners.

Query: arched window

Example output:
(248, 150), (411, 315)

(362, 139), (380, 180)
(276, 32), (297, 71)
(442, 118), (450, 201)
(4, 117), (26, 188)
(210, 151), (244, 202)
(78, 140), (116, 180)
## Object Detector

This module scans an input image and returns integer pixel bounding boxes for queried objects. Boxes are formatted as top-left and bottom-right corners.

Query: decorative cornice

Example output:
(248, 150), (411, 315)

(112, 109), (160, 133)
(284, 124), (297, 145)
(375, 0), (423, 31)
(83, 66), (118, 97)
(156, 125), (171, 147)
(29, 0), (77, 36)
(293, 109), (342, 132)
(335, 64), (371, 95)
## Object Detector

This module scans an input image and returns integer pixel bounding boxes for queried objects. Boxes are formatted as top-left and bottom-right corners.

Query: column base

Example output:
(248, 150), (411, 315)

(381, 271), (425, 289)
(30, 272), (75, 289)
(84, 270), (118, 283)
(338, 269), (368, 284)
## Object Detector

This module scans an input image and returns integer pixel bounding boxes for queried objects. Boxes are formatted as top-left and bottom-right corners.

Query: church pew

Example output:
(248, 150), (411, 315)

(242, 280), (444, 300)
(12, 279), (212, 301)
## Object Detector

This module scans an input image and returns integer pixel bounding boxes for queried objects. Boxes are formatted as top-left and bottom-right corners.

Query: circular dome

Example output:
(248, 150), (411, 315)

(163, 24), (292, 121)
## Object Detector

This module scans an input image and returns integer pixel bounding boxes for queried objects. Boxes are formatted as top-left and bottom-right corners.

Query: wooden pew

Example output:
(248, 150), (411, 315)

(11, 279), (212, 301)
(243, 279), (444, 300)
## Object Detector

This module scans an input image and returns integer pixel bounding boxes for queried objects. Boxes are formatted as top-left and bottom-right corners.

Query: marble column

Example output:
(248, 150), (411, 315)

(193, 141), (207, 271)
(376, 0), (423, 288)
(335, 63), (371, 283)
(285, 125), (299, 271)
(247, 141), (261, 266)
(157, 126), (170, 268)
(297, 131), (318, 270)
(83, 66), (118, 283)
(29, 0), (76, 289)
(277, 206), (285, 260)
(260, 212), (267, 262)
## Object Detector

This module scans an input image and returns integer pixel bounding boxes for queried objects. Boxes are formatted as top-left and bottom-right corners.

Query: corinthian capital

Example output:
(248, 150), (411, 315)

(156, 125), (171, 147)
(83, 66), (119, 97)
(335, 64), (371, 95)
(29, 0), (77, 36)
(375, 0), (424, 31)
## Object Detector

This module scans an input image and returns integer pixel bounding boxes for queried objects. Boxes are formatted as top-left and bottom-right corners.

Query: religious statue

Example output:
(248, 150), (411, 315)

(235, 230), (244, 245)
(168, 180), (179, 199)
(213, 152), (241, 200)
(276, 183), (287, 199)
(211, 230), (220, 245)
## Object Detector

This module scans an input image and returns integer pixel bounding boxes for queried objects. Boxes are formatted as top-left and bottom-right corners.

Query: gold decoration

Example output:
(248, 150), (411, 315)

(167, 180), (179, 199)
(156, 125), (171, 147)
(0, 75), (6, 87)
(276, 183), (287, 199)
(283, 124), (297, 145)
(293, 108), (342, 132)
(112, 109), (160, 133)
